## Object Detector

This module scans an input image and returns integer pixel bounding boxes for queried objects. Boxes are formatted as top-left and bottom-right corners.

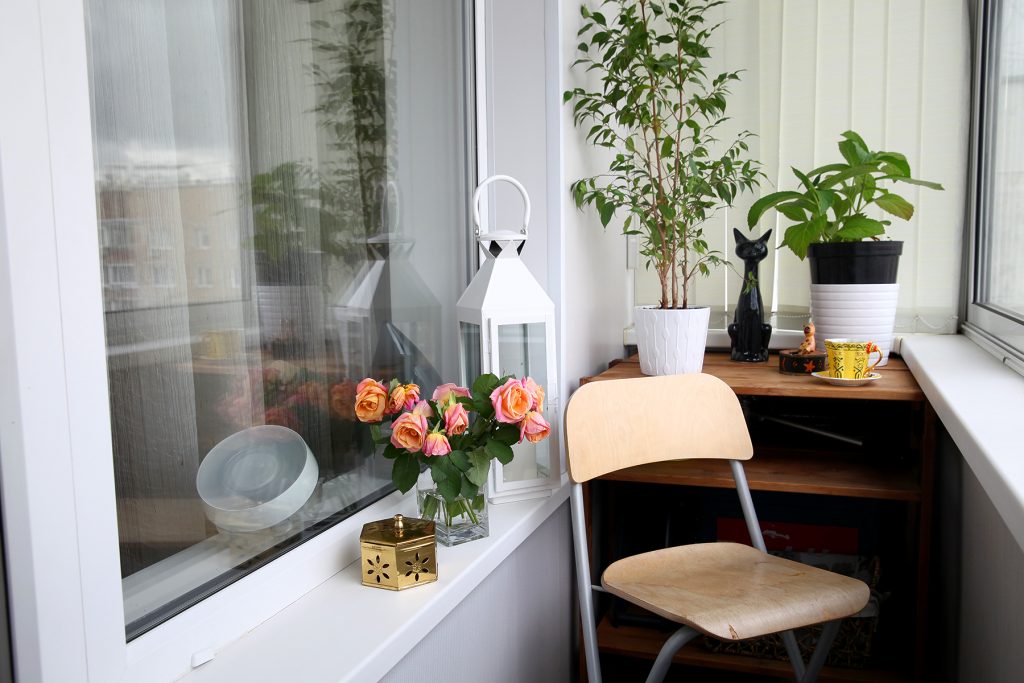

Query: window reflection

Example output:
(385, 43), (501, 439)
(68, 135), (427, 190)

(87, 0), (472, 637)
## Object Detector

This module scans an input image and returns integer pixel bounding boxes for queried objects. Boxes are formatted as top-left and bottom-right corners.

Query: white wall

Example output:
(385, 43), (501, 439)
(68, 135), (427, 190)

(958, 465), (1024, 683)
(382, 505), (572, 682)
(561, 0), (631, 384)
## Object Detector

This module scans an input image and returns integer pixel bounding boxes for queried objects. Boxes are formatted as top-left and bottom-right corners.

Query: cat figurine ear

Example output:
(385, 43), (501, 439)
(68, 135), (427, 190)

(733, 228), (773, 245)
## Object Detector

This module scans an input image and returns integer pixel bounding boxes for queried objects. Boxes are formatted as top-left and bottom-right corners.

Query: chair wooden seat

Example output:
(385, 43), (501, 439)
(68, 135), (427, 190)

(602, 542), (870, 641)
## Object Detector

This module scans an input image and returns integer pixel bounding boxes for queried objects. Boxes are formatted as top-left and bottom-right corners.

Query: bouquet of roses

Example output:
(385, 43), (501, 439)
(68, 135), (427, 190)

(353, 372), (551, 508)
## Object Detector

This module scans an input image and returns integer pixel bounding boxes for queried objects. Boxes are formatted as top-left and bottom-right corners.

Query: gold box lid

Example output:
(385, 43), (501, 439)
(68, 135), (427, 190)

(360, 514), (435, 548)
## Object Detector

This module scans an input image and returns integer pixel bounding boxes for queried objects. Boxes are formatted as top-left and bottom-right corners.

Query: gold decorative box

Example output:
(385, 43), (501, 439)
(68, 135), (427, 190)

(359, 514), (437, 590)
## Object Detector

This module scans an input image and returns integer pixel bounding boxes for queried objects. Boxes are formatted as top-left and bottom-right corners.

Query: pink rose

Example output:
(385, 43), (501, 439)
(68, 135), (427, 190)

(444, 402), (469, 436)
(354, 379), (388, 423)
(390, 412), (428, 452)
(411, 400), (434, 418)
(423, 431), (452, 457)
(490, 378), (532, 424)
(386, 384), (407, 415)
(432, 382), (471, 406)
(519, 410), (551, 444)
(522, 377), (545, 411)
(402, 384), (421, 411)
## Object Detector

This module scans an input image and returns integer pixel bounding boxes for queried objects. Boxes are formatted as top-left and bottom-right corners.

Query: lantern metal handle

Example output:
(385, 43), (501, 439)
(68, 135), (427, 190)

(472, 174), (531, 237)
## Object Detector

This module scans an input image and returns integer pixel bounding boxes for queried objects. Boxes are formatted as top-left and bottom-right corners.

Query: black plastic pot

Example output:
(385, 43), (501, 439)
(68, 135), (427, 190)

(807, 241), (902, 285)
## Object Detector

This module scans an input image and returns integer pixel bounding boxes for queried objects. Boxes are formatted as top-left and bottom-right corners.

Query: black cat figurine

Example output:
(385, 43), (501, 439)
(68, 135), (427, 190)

(728, 228), (773, 362)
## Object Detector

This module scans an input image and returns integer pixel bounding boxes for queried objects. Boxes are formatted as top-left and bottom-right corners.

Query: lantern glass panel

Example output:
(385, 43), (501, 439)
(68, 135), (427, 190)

(496, 322), (550, 482)
(460, 321), (482, 388)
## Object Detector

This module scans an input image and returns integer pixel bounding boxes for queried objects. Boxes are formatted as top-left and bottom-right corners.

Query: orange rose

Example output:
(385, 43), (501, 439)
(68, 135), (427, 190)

(422, 431), (452, 457)
(390, 412), (428, 452)
(386, 385), (407, 415)
(519, 410), (550, 443)
(444, 402), (469, 436)
(354, 379), (388, 423)
(402, 384), (421, 411)
(522, 377), (545, 411)
(490, 378), (532, 424)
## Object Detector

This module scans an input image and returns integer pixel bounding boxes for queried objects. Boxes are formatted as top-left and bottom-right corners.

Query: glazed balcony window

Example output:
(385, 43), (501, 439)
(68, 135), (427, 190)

(85, 0), (474, 638)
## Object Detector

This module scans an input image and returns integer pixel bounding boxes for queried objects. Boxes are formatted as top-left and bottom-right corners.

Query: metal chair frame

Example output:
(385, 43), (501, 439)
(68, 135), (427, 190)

(570, 444), (843, 683)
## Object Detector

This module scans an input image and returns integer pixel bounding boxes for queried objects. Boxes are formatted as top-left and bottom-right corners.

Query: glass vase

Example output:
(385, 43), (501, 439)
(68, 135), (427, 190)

(415, 470), (489, 546)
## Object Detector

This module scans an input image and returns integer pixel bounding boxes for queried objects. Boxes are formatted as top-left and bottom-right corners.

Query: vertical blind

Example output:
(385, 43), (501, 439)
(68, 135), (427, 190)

(633, 0), (970, 334)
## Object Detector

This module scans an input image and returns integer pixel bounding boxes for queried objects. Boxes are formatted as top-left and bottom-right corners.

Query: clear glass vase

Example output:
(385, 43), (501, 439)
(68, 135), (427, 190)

(415, 470), (489, 546)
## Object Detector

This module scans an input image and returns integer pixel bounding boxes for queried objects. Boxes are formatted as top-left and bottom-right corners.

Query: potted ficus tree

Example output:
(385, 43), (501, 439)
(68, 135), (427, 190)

(746, 130), (943, 363)
(566, 0), (762, 375)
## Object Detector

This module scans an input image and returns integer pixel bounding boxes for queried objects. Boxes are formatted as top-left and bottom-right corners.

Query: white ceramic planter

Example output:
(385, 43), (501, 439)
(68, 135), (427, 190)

(634, 306), (711, 375)
(811, 284), (899, 366)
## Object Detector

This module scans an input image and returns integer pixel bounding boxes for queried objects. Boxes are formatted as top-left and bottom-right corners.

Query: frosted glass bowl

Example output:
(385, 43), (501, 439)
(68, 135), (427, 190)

(197, 426), (318, 533)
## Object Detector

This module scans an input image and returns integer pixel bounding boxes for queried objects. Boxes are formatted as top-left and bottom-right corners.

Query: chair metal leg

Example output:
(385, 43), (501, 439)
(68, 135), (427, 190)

(570, 484), (602, 683)
(781, 629), (807, 681)
(798, 619), (842, 683)
(645, 626), (697, 683)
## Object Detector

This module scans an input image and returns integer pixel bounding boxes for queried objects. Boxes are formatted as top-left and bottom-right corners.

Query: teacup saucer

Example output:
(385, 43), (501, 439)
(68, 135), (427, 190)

(811, 371), (882, 387)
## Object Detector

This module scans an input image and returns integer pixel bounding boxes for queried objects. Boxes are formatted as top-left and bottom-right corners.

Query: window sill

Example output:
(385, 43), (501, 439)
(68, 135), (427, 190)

(178, 481), (569, 683)
(900, 334), (1024, 551)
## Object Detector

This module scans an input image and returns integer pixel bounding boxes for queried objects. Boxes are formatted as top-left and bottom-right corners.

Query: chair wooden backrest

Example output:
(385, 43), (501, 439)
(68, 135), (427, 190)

(565, 373), (753, 483)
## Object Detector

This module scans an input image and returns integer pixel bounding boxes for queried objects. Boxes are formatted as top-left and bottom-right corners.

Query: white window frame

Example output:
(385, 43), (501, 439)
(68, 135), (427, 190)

(0, 0), (513, 681)
(962, 0), (1024, 371)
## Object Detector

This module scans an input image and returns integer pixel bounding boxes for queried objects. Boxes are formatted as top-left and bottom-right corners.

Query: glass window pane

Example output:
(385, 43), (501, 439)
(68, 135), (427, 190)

(983, 0), (1024, 320)
(86, 0), (473, 638)
(496, 323), (549, 482)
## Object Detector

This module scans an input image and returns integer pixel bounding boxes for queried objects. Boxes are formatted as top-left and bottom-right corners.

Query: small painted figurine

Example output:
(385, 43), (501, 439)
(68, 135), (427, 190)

(797, 322), (816, 354)
(728, 228), (773, 362)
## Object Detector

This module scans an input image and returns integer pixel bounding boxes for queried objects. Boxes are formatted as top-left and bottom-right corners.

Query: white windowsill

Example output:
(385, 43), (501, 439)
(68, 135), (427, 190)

(179, 482), (569, 683)
(900, 334), (1024, 552)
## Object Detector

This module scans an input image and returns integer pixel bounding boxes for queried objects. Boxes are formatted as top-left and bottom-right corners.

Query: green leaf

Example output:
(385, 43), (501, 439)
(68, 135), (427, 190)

(817, 164), (882, 189)
(436, 474), (460, 504)
(836, 215), (886, 240)
(460, 477), (479, 500)
(892, 176), (945, 191)
(494, 423), (520, 446)
(466, 449), (491, 487)
(776, 202), (807, 223)
(874, 192), (915, 221)
(875, 152), (910, 177)
(449, 449), (471, 472)
(747, 191), (815, 227)
(838, 139), (866, 166)
(486, 438), (515, 465)
(392, 452), (420, 493)
(782, 218), (824, 260)
(599, 201), (615, 227)
(472, 373), (500, 399)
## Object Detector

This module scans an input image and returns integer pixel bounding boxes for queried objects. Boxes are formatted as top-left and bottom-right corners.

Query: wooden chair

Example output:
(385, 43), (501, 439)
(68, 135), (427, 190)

(566, 374), (870, 683)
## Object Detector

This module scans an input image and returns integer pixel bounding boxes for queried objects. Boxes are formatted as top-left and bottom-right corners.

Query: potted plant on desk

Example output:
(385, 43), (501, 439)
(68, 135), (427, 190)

(746, 131), (943, 365)
(565, 0), (762, 375)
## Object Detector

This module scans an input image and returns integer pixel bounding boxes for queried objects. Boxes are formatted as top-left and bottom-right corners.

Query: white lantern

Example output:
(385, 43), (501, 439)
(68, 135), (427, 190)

(457, 175), (560, 502)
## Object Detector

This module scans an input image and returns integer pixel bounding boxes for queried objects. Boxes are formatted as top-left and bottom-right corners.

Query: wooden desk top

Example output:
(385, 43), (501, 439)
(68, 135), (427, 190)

(582, 352), (925, 402)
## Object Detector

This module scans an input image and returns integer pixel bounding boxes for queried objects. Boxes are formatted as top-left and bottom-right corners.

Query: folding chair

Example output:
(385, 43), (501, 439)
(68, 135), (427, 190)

(566, 373), (870, 683)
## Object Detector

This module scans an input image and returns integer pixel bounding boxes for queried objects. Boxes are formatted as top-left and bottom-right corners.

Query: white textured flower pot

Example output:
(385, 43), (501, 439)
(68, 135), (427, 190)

(634, 306), (711, 376)
(810, 284), (899, 366)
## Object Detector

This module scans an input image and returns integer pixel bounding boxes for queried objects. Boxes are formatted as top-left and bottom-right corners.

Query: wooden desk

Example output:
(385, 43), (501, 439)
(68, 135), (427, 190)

(579, 353), (935, 683)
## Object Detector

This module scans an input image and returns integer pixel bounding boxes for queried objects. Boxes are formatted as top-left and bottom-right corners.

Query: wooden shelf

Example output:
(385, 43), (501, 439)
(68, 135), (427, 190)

(583, 353), (925, 402)
(600, 449), (921, 501)
(598, 616), (910, 683)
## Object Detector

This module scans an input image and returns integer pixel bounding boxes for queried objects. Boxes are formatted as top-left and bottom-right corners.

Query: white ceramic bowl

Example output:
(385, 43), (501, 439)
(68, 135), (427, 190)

(197, 426), (318, 533)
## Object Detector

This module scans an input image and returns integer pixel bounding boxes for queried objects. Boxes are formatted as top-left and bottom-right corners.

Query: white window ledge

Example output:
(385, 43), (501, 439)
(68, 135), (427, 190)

(179, 483), (569, 683)
(900, 334), (1024, 551)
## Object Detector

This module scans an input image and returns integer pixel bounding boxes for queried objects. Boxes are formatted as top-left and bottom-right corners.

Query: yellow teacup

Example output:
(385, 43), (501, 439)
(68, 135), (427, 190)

(823, 338), (882, 379)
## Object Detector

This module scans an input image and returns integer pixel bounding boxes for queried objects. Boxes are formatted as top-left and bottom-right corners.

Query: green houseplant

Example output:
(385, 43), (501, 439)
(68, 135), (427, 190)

(746, 130), (943, 363)
(566, 0), (762, 375)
